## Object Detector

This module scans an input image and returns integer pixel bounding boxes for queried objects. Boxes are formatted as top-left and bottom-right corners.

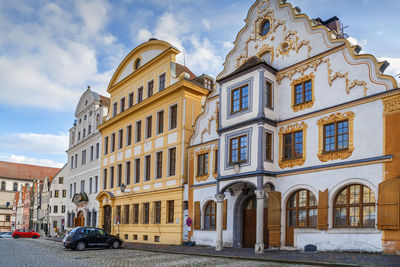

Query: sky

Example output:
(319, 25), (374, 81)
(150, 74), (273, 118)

(0, 0), (399, 168)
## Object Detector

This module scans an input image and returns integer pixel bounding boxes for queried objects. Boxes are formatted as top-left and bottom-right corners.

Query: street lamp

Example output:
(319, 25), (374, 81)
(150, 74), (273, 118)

(120, 184), (126, 193)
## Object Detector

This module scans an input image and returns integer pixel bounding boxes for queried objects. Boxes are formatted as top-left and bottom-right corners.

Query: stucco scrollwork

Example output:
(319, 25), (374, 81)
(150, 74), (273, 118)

(383, 95), (400, 113)
(200, 102), (219, 143)
(278, 122), (307, 169)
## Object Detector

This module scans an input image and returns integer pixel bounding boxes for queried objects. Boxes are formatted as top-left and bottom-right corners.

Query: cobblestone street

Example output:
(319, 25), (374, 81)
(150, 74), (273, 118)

(0, 238), (309, 267)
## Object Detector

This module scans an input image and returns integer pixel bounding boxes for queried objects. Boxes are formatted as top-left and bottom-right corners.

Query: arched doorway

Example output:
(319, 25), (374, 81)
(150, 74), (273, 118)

(242, 195), (269, 248)
(74, 210), (85, 227)
(103, 205), (112, 234)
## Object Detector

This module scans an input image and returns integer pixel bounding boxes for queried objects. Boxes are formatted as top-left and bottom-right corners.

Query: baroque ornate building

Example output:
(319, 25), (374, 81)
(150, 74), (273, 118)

(187, 0), (400, 254)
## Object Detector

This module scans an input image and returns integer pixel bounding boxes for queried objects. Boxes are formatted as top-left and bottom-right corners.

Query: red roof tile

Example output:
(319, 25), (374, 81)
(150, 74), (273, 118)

(0, 161), (60, 181)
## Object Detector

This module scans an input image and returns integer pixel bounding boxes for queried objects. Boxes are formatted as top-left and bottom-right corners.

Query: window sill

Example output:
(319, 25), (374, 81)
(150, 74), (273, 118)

(196, 174), (209, 182)
(278, 157), (305, 169)
(318, 149), (353, 162)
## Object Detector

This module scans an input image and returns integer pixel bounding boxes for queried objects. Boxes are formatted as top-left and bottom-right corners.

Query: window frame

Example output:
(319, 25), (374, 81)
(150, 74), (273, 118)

(145, 115), (152, 139)
(135, 120), (142, 143)
(204, 201), (217, 230)
(323, 120), (349, 153)
(197, 152), (209, 177)
(159, 73), (166, 91)
(137, 86), (143, 103)
(286, 189), (318, 228)
(147, 80), (154, 98)
(229, 134), (248, 164)
(265, 131), (273, 161)
(156, 151), (163, 179)
(169, 104), (178, 130)
(167, 200), (174, 223)
(134, 158), (140, 184)
(282, 131), (303, 161)
(230, 85), (249, 114)
(144, 155), (151, 181)
(168, 147), (176, 176)
(265, 80), (273, 110)
(157, 110), (164, 135)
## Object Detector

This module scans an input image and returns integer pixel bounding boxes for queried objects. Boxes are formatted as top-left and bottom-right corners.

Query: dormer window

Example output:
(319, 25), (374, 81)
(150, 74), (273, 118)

(134, 58), (141, 70)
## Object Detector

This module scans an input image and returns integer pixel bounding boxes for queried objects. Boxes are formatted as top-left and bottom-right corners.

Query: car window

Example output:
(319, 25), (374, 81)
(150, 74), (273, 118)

(96, 229), (107, 236)
(84, 228), (96, 236)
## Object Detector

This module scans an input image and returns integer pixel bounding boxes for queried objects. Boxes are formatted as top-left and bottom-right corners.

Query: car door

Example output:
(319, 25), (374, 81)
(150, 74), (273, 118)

(84, 228), (97, 247)
(20, 230), (27, 238)
(95, 229), (109, 247)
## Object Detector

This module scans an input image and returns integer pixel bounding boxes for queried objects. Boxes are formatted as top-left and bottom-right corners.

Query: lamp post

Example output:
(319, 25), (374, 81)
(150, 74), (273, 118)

(117, 184), (126, 237)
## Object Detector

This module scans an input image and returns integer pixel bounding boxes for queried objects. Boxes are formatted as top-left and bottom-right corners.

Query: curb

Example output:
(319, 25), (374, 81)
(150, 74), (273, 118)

(45, 238), (62, 243)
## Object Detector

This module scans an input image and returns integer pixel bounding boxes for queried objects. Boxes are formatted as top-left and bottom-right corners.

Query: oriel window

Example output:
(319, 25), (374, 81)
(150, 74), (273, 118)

(231, 85), (249, 113)
(229, 135), (248, 163)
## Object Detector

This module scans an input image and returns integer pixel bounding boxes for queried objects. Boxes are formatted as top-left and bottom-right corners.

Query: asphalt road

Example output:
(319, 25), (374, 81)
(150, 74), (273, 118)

(0, 238), (308, 267)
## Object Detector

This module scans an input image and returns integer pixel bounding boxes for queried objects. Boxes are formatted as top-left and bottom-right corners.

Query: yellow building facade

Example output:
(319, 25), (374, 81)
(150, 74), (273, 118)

(96, 39), (210, 245)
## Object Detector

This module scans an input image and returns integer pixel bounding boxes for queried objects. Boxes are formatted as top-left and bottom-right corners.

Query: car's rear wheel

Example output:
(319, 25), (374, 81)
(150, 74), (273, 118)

(76, 241), (86, 251)
(111, 240), (120, 249)
(14, 235), (19, 239)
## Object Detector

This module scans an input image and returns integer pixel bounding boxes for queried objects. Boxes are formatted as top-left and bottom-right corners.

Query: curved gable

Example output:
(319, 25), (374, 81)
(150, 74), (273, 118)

(74, 88), (99, 116)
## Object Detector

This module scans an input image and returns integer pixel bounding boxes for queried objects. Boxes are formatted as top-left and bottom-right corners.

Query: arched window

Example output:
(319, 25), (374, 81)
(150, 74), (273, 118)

(13, 182), (18, 191)
(287, 189), (317, 228)
(204, 201), (216, 229)
(1, 181), (5, 190)
(334, 184), (375, 228)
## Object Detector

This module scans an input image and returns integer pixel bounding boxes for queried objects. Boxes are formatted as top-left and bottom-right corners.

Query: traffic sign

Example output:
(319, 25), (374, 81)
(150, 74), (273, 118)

(186, 217), (192, 227)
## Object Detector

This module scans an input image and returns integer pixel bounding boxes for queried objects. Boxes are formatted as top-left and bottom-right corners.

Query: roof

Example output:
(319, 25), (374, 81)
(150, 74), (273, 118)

(99, 95), (110, 107)
(176, 63), (197, 80)
(0, 161), (61, 181)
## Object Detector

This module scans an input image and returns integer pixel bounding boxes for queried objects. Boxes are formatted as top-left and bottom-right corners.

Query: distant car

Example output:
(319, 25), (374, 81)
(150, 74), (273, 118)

(12, 229), (40, 239)
(63, 227), (122, 251)
(0, 232), (12, 238)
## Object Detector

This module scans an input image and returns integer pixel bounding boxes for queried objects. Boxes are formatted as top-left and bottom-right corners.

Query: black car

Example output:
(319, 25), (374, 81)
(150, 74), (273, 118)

(63, 227), (122, 251)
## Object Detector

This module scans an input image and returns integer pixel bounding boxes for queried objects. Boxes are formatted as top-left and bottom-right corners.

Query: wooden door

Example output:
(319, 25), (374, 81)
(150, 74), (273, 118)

(103, 205), (112, 234)
(242, 196), (256, 248)
(263, 208), (269, 248)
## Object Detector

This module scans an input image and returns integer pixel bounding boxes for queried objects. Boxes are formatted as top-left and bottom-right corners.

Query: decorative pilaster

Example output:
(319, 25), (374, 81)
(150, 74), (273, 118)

(215, 193), (225, 251)
(255, 189), (265, 253)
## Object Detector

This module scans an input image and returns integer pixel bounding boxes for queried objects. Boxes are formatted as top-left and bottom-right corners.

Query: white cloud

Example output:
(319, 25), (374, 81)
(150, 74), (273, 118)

(0, 153), (64, 168)
(137, 29), (152, 43)
(202, 19), (211, 31)
(0, 132), (69, 155)
(223, 41), (234, 51)
(347, 37), (368, 52)
(75, 0), (110, 37)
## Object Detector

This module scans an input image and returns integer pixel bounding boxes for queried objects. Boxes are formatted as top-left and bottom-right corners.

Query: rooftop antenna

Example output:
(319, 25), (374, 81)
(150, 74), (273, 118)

(183, 48), (186, 66)
(340, 21), (349, 39)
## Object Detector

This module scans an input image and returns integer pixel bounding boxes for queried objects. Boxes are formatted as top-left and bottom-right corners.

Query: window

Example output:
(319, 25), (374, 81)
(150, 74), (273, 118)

(75, 154), (78, 167)
(213, 149), (218, 175)
(92, 211), (97, 227)
(117, 164), (122, 187)
(113, 102), (117, 117)
(55, 190), (59, 197)
(83, 129), (86, 138)
(167, 200), (174, 223)
(143, 203), (149, 224)
(90, 145), (94, 161)
(81, 180), (85, 193)
(126, 161), (131, 185)
(231, 85), (248, 113)
(116, 206), (121, 224)
(148, 80), (153, 98)
(87, 212), (91, 227)
(104, 137), (109, 155)
(129, 92), (134, 108)
(6, 215), (10, 222)
(294, 80), (312, 105)
(204, 201), (216, 229)
(13, 182), (18, 191)
(146, 116), (152, 139)
(135, 158), (140, 183)
(265, 132), (272, 161)
(103, 169), (107, 190)
(110, 166), (114, 188)
(53, 221), (57, 228)
(118, 129), (123, 149)
(124, 205), (130, 224)
(324, 120), (349, 152)
(143, 235), (148, 241)
(133, 204), (139, 224)
(157, 110), (164, 134)
(283, 131), (303, 160)
(74, 182), (76, 194)
(168, 148), (176, 176)
(137, 87), (143, 103)
(95, 176), (98, 193)
(62, 205), (65, 213)
(170, 104), (177, 130)
(197, 153), (208, 176)
(62, 189), (66, 197)
(145, 155), (151, 181)
(89, 178), (93, 194)
(159, 73), (166, 91)
(287, 190), (318, 228)
(58, 177), (64, 184)
(71, 156), (74, 169)
(70, 184), (72, 198)
(135, 58), (141, 70)
(156, 151), (162, 179)
(54, 205), (58, 213)
(78, 132), (81, 141)
(205, 78), (213, 90)
(136, 121), (142, 142)
(266, 80), (273, 109)
(111, 133), (115, 152)
(88, 125), (91, 134)
(260, 19), (271, 36)
(334, 184), (375, 228)
(229, 135), (248, 163)
(120, 97), (125, 113)
(154, 201), (161, 224)
(126, 125), (132, 146)
(96, 143), (99, 159)
(82, 150), (86, 165)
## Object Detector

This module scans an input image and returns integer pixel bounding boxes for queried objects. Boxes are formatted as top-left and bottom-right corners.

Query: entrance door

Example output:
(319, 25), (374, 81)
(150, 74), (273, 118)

(74, 211), (85, 227)
(242, 195), (269, 248)
(103, 205), (112, 234)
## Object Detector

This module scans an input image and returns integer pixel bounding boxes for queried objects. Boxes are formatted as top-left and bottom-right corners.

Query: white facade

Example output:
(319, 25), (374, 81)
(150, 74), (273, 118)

(65, 87), (109, 230)
(49, 165), (68, 236)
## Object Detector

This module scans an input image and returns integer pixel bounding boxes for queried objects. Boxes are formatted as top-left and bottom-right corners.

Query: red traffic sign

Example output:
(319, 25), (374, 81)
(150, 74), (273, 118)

(186, 217), (192, 227)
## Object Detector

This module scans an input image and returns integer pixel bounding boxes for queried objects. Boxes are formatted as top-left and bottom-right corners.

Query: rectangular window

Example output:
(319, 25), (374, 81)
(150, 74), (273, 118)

(80, 180), (85, 193)
(95, 176), (98, 193)
(62, 205), (65, 213)
(283, 131), (303, 160)
(265, 132), (272, 161)
(156, 151), (162, 179)
(129, 92), (134, 108)
(231, 85), (249, 114)
(53, 220), (57, 228)
(133, 204), (139, 224)
(137, 87), (143, 103)
(75, 154), (78, 168)
(89, 178), (93, 194)
(116, 206), (121, 224)
(167, 200), (174, 223)
(143, 203), (149, 224)
(71, 156), (74, 169)
(197, 153), (208, 176)
(170, 104), (177, 130)
(136, 121), (142, 142)
(113, 102), (117, 117)
(159, 73), (166, 91)
(88, 125), (91, 134)
(266, 81), (273, 109)
(82, 150), (86, 165)
(135, 158), (140, 183)
(126, 125), (132, 146)
(55, 190), (59, 197)
(118, 129), (123, 149)
(148, 80), (154, 98)
(59, 177), (64, 184)
(96, 143), (99, 159)
(54, 206), (58, 213)
(145, 155), (151, 181)
(110, 166), (114, 188)
(104, 137), (109, 155)
(154, 201), (161, 224)
(294, 80), (312, 105)
(168, 148), (176, 176)
(87, 211), (91, 227)
(146, 116), (152, 139)
(90, 145), (94, 161)
(214, 149), (218, 174)
(103, 169), (107, 190)
(117, 164), (122, 187)
(124, 205), (130, 224)
(62, 189), (66, 197)
(126, 161), (131, 185)
(324, 120), (349, 152)
(120, 97), (125, 113)
(111, 133), (115, 152)
(229, 135), (248, 163)
(70, 184), (72, 198)
(83, 129), (86, 138)
(157, 110), (164, 134)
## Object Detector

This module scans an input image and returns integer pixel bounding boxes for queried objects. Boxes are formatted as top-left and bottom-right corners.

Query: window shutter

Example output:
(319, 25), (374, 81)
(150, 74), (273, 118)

(223, 199), (227, 230)
(318, 189), (329, 230)
(194, 201), (201, 230)
(267, 191), (281, 247)
(378, 178), (400, 230)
